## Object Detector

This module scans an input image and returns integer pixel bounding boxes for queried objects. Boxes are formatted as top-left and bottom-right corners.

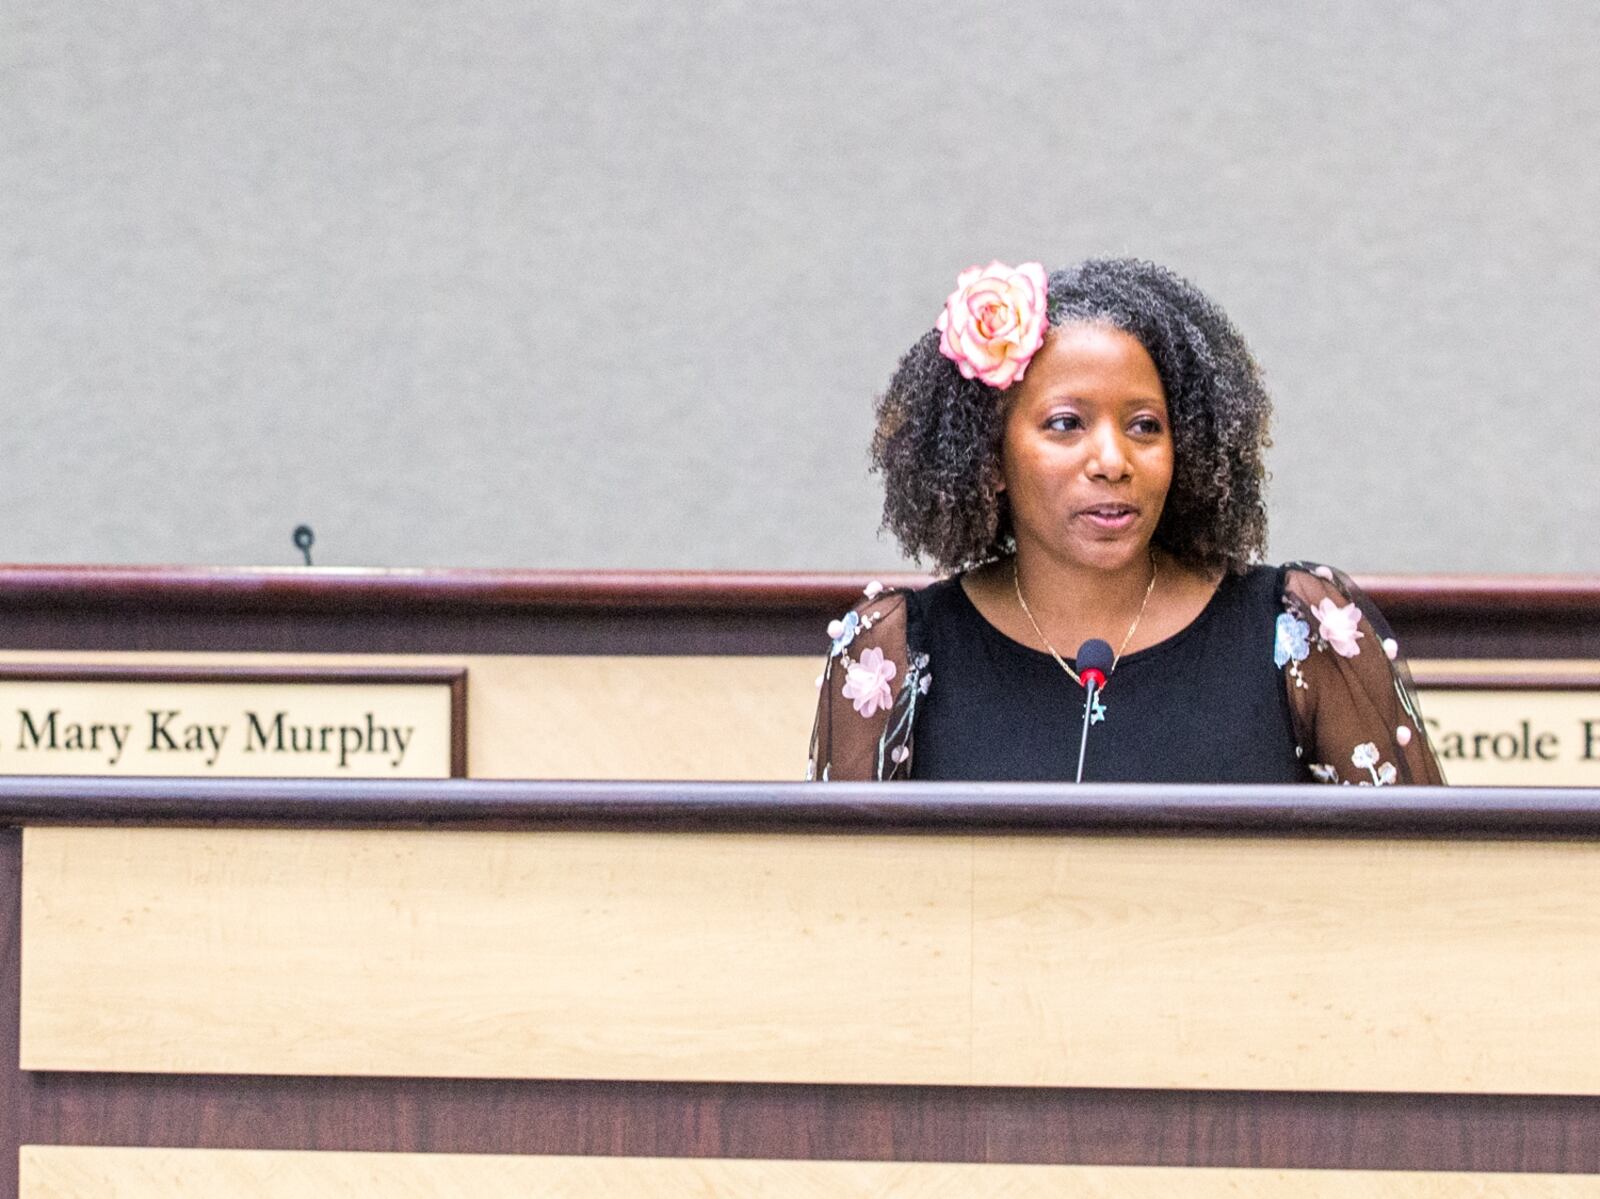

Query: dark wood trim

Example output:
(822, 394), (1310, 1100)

(0, 666), (470, 779)
(14, 1070), (1600, 1173)
(0, 565), (926, 613)
(1415, 670), (1600, 691)
(1, 779), (1599, 838)
(1, 567), (1598, 658)
(0, 664), (465, 687)
(1, 564), (1598, 619)
(0, 829), (18, 1199)
(0, 606), (838, 656)
(448, 671), (468, 778)
(1357, 573), (1600, 617)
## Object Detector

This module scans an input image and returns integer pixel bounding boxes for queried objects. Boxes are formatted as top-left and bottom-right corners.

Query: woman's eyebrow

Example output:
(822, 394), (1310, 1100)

(1040, 393), (1165, 407)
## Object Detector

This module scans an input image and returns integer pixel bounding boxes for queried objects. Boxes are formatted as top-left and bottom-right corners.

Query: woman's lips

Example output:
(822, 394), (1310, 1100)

(1077, 504), (1139, 532)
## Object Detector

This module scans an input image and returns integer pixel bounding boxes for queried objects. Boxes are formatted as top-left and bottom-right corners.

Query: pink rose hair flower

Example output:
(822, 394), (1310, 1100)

(936, 261), (1049, 390)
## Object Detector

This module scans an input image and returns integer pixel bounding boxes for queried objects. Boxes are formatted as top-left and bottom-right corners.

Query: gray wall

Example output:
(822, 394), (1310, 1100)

(4, 1), (1596, 572)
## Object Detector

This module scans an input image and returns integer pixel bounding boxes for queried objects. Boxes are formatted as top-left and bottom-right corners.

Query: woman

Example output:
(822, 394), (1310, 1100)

(809, 258), (1443, 786)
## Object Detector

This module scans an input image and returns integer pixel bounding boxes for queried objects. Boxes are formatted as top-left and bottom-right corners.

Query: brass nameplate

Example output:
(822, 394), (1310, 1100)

(1414, 663), (1600, 785)
(0, 666), (464, 778)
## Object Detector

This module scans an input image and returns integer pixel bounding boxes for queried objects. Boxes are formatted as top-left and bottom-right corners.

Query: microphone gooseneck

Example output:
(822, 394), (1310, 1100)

(1074, 638), (1115, 784)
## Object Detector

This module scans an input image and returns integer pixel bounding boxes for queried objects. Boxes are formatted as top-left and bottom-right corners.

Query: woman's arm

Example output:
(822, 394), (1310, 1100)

(1278, 564), (1446, 785)
(807, 585), (924, 781)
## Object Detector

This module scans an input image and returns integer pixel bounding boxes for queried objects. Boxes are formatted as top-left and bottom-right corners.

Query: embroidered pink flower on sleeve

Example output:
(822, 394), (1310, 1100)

(936, 261), (1048, 390)
(842, 646), (897, 718)
(1312, 596), (1364, 658)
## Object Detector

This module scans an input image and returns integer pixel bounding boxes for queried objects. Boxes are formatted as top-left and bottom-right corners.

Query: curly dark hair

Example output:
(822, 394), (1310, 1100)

(872, 258), (1271, 575)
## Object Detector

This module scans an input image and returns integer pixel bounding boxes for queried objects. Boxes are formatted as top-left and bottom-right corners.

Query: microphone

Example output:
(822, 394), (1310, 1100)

(1074, 638), (1114, 783)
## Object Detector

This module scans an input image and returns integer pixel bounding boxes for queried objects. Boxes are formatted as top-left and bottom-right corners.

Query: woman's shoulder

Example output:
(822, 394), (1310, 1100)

(823, 574), (971, 661)
(823, 580), (911, 652)
(1222, 561), (1376, 614)
(825, 572), (974, 622)
(907, 571), (975, 618)
(1275, 561), (1386, 619)
(1211, 562), (1397, 652)
(1278, 560), (1355, 590)
(1270, 560), (1404, 661)
(1227, 561), (1291, 591)
(1188, 561), (1283, 623)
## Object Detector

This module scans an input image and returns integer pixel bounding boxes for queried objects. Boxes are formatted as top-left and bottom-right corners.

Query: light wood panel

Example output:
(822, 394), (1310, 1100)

(19, 826), (972, 1082)
(21, 827), (1600, 1092)
(21, 1147), (1600, 1198)
(0, 649), (821, 780)
(1410, 659), (1600, 679)
(971, 836), (1600, 1092)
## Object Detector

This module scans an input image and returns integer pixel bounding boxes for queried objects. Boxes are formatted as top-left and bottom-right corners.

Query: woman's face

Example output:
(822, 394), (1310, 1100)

(999, 322), (1173, 575)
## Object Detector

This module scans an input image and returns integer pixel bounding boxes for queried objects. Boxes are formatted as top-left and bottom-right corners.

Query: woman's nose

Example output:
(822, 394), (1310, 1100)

(1086, 424), (1131, 480)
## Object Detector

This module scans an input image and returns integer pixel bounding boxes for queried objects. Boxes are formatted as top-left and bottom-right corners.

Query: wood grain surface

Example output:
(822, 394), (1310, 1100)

(20, 826), (973, 1082)
(20, 826), (1600, 1093)
(971, 836), (1600, 1091)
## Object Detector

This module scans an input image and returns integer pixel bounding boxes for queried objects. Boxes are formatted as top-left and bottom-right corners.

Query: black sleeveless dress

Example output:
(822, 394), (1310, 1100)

(905, 565), (1304, 783)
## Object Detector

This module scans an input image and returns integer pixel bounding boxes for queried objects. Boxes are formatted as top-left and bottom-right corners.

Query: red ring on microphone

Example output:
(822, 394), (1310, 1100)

(1081, 668), (1107, 690)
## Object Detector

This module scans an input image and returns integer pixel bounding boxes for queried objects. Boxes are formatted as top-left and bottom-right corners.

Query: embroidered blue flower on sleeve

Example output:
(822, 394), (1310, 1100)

(1273, 612), (1311, 668)
(827, 610), (861, 658)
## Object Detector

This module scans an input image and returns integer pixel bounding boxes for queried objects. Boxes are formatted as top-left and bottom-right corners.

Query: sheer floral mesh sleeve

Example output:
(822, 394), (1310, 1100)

(1278, 563), (1446, 785)
(807, 583), (928, 782)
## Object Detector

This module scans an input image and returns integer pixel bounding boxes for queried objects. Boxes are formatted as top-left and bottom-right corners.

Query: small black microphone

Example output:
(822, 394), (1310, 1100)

(1074, 638), (1114, 783)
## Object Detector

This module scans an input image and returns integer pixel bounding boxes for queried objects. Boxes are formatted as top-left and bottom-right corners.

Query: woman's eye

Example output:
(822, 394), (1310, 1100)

(1131, 417), (1164, 435)
(1044, 414), (1082, 432)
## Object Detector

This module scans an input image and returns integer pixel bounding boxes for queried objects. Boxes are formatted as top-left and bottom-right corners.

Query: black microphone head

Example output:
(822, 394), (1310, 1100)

(1076, 638), (1115, 676)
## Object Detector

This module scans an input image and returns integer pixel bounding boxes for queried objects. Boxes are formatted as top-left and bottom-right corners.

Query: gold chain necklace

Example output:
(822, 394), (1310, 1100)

(1012, 551), (1159, 686)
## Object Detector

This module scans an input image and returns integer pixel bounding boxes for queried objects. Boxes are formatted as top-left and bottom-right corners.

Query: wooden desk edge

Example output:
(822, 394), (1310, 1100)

(0, 565), (1597, 617)
(0, 779), (1598, 837)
